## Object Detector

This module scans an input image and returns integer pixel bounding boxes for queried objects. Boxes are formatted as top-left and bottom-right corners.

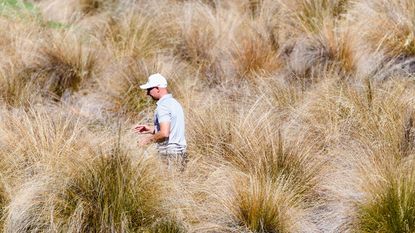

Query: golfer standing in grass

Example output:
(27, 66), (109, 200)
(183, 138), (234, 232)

(134, 73), (187, 168)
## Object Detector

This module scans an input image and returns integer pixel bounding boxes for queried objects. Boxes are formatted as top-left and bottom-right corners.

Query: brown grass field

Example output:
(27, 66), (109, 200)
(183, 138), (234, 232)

(0, 0), (415, 232)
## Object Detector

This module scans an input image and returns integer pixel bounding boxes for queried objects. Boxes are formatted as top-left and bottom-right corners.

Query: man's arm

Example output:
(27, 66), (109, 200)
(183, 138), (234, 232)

(138, 122), (170, 146)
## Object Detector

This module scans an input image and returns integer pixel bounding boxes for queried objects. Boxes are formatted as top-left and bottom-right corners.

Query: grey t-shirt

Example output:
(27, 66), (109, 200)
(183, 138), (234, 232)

(154, 94), (186, 154)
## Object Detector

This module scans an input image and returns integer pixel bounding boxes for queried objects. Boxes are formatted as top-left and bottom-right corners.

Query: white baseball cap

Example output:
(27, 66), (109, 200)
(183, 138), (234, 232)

(139, 73), (168, 89)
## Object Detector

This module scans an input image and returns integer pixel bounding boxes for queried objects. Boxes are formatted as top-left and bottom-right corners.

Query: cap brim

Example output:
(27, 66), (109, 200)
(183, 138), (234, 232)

(139, 83), (152, 89)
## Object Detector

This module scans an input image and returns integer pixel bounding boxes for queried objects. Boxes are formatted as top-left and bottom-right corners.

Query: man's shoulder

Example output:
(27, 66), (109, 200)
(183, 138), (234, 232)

(160, 96), (182, 106)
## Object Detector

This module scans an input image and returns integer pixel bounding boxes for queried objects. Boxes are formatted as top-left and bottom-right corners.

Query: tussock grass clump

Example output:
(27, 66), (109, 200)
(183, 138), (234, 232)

(350, 0), (415, 77)
(79, 0), (118, 15)
(150, 217), (186, 233)
(0, 30), (97, 104)
(5, 148), (184, 232)
(277, 0), (356, 78)
(0, 105), (185, 231)
(356, 167), (415, 233)
(283, 78), (357, 147)
(231, 174), (304, 233)
(53, 153), (168, 232)
(188, 92), (322, 232)
(286, 30), (357, 80)
(0, 18), (44, 106)
(227, 137), (320, 232)
(0, 173), (9, 232)
(186, 97), (236, 158)
(332, 78), (415, 232)
(312, 23), (356, 75)
(231, 26), (281, 80)
(0, 18), (19, 53)
(4, 0), (415, 232)
(0, 107), (87, 187)
(101, 58), (151, 117)
(286, 0), (350, 34)
(103, 10), (172, 60)
(352, 79), (415, 162)
(255, 77), (303, 111)
(29, 32), (96, 99)
(282, 76), (413, 152)
(277, 0), (350, 40)
(174, 2), (237, 85)
(0, 63), (40, 107)
(353, 0), (415, 59)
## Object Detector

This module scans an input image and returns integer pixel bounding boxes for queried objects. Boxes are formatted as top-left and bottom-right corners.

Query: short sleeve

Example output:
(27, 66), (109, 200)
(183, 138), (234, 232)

(157, 105), (171, 123)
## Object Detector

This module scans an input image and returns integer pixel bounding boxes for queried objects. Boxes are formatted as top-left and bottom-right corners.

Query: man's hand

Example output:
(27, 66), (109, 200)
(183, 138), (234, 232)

(138, 135), (153, 146)
(133, 124), (152, 134)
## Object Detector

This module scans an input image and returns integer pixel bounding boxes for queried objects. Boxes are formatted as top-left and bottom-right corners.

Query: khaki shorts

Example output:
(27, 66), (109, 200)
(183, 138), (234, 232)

(159, 152), (188, 171)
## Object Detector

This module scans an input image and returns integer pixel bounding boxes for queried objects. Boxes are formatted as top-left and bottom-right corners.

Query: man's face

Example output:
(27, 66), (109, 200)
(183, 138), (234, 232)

(147, 86), (159, 100)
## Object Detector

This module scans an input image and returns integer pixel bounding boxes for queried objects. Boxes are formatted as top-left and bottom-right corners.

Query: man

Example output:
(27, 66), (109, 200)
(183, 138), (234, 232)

(134, 73), (187, 167)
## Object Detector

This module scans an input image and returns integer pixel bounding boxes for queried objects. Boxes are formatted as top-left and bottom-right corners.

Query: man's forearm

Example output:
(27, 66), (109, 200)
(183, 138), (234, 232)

(150, 132), (168, 143)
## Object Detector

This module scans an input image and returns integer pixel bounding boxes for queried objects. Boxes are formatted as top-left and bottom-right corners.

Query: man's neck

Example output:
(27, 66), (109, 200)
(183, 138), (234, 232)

(159, 92), (168, 98)
(157, 93), (171, 103)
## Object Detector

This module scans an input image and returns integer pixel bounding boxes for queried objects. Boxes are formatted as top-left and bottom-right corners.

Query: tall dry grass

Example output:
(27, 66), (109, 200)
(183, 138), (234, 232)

(275, 0), (357, 79)
(352, 0), (415, 58)
(1, 0), (415, 232)
(0, 106), (185, 232)
(351, 0), (415, 77)
(5, 152), (183, 232)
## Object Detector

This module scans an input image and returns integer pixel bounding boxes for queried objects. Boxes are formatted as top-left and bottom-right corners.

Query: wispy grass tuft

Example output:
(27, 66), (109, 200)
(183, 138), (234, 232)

(150, 217), (186, 233)
(0, 63), (39, 107)
(3, 0), (415, 232)
(290, 0), (350, 34)
(232, 174), (301, 233)
(5, 147), (184, 232)
(79, 0), (118, 15)
(231, 28), (282, 80)
(173, 2), (237, 85)
(0, 173), (9, 232)
(188, 92), (322, 232)
(356, 168), (415, 233)
(277, 0), (356, 79)
(353, 0), (415, 58)
(102, 58), (151, 117)
(54, 152), (166, 232)
(103, 10), (173, 60)
(35, 33), (96, 98)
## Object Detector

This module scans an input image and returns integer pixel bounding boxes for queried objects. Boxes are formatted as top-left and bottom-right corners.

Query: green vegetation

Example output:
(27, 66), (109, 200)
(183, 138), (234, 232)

(357, 170), (415, 233)
(0, 0), (69, 29)
(0, 0), (35, 11)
